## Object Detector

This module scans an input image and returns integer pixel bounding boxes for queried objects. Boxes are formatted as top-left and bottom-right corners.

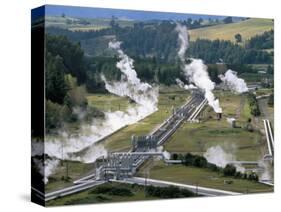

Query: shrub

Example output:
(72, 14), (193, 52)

(223, 164), (237, 176)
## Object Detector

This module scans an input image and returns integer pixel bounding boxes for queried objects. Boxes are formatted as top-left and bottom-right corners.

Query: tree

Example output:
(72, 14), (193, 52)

(46, 35), (86, 84)
(223, 164), (236, 176)
(235, 33), (242, 43)
(223, 16), (233, 24)
(46, 53), (68, 104)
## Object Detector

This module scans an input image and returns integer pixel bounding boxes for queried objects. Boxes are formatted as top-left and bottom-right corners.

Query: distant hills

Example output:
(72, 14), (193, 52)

(44, 4), (231, 21)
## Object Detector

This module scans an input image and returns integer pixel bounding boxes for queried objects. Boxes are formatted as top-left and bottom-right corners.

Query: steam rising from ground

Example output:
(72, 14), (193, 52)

(175, 78), (197, 90)
(156, 146), (171, 160)
(175, 24), (189, 61)
(204, 145), (245, 172)
(219, 70), (249, 93)
(34, 134), (107, 184)
(40, 40), (159, 184)
(104, 41), (158, 109)
(33, 157), (60, 184)
(258, 159), (273, 182)
(175, 24), (222, 113)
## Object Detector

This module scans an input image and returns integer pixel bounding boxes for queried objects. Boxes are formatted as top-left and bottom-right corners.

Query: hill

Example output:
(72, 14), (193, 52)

(189, 18), (273, 42)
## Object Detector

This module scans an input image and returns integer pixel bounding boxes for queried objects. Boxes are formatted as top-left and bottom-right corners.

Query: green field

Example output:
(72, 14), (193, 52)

(137, 161), (273, 194)
(189, 18), (273, 43)
(164, 92), (263, 161)
(46, 87), (190, 191)
(47, 182), (157, 206)
(45, 161), (96, 192)
(46, 89), (272, 195)
(87, 93), (134, 112)
(92, 87), (191, 152)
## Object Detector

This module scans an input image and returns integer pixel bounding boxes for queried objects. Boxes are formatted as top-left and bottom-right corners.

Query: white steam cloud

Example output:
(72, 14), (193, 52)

(219, 70), (248, 93)
(33, 158), (60, 184)
(204, 145), (245, 173)
(156, 146), (171, 160)
(175, 24), (222, 113)
(175, 78), (197, 90)
(40, 41), (160, 184)
(105, 40), (158, 109)
(175, 24), (189, 61)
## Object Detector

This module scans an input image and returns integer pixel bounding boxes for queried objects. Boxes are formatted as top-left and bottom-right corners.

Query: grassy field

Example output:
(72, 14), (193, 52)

(46, 87), (190, 191)
(189, 18), (273, 43)
(137, 161), (273, 194)
(47, 182), (157, 206)
(45, 161), (96, 192)
(87, 93), (134, 112)
(46, 89), (272, 195)
(89, 87), (191, 152)
(164, 92), (264, 161)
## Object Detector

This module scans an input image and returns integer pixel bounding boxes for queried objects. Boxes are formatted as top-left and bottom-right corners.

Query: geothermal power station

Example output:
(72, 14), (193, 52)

(31, 5), (274, 206)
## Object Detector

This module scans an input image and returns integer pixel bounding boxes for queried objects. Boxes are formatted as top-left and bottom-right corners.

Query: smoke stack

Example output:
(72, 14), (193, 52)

(217, 112), (222, 120)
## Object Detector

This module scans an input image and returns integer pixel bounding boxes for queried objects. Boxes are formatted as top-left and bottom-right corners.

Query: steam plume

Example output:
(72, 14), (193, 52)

(175, 78), (197, 90)
(175, 24), (189, 62)
(219, 70), (248, 93)
(204, 145), (245, 172)
(105, 40), (158, 110)
(40, 41), (160, 183)
(175, 24), (222, 113)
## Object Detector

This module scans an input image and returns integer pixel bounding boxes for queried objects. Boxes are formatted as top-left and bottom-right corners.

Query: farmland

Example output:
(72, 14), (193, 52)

(189, 18), (273, 43)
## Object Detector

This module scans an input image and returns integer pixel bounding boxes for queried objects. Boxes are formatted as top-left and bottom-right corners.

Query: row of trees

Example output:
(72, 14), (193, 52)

(188, 38), (273, 64)
(171, 153), (259, 181)
(146, 185), (195, 198)
(47, 22), (274, 64)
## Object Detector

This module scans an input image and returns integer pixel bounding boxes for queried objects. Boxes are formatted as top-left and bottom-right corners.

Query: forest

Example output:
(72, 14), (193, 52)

(47, 19), (273, 64)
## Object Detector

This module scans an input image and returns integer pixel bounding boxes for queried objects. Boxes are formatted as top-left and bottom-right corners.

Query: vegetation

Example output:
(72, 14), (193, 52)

(42, 15), (274, 199)
(247, 93), (261, 116)
(89, 184), (133, 196)
(235, 33), (242, 43)
(165, 93), (262, 161)
(188, 39), (272, 64)
(47, 18), (273, 64)
(146, 185), (195, 198)
(246, 30), (274, 50)
(45, 161), (96, 192)
(45, 35), (105, 133)
(47, 183), (154, 206)
(137, 161), (272, 193)
(171, 153), (259, 181)
(223, 17), (233, 24)
(46, 182), (195, 206)
(101, 87), (189, 151)
(189, 18), (273, 43)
